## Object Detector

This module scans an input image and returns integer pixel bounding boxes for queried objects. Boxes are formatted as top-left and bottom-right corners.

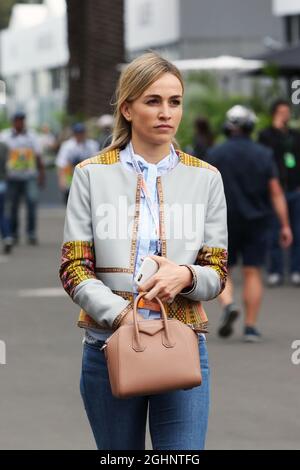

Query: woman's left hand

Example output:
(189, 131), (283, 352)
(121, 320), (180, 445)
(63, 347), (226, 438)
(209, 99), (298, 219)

(137, 255), (193, 303)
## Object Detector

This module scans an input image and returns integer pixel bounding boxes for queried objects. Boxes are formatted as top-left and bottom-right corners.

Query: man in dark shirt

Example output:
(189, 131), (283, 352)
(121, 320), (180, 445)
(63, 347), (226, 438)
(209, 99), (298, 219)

(259, 99), (300, 287)
(206, 105), (292, 342)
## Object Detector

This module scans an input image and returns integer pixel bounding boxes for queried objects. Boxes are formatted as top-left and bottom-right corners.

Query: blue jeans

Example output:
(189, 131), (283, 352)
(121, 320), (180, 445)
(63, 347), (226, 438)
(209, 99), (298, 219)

(80, 334), (210, 450)
(0, 185), (11, 240)
(6, 178), (39, 239)
(268, 190), (300, 275)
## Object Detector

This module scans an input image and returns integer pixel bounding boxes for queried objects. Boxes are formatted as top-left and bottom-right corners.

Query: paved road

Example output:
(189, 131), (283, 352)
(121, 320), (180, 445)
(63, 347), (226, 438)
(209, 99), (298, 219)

(0, 207), (299, 449)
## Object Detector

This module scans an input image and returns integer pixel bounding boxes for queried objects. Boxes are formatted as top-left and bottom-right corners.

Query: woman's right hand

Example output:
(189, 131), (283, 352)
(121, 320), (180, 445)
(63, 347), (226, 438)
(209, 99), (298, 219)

(119, 309), (144, 326)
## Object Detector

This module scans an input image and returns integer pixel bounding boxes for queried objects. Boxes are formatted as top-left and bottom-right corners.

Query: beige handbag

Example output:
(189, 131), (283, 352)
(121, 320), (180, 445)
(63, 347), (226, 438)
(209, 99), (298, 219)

(101, 291), (202, 399)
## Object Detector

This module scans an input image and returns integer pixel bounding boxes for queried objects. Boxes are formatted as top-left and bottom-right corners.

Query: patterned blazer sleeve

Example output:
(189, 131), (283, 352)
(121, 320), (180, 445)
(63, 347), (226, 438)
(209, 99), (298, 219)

(180, 170), (228, 301)
(59, 165), (132, 329)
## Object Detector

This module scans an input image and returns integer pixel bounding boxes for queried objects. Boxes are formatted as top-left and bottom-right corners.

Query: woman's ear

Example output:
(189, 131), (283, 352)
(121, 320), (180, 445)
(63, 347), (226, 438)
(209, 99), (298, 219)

(120, 102), (132, 122)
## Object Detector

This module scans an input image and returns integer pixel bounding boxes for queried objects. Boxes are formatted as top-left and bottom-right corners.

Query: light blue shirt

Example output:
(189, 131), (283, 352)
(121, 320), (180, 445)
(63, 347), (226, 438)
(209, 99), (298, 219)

(85, 142), (180, 341)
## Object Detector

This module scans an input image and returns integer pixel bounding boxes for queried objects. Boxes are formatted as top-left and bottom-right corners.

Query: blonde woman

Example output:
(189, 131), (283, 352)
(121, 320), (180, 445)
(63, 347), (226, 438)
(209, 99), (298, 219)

(60, 52), (228, 450)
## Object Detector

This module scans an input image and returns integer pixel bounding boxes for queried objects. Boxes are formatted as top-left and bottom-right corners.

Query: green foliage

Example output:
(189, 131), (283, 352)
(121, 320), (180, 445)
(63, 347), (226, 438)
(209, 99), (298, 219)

(0, 110), (10, 130)
(176, 71), (289, 148)
(52, 110), (87, 129)
(0, 0), (43, 31)
(0, 0), (16, 30)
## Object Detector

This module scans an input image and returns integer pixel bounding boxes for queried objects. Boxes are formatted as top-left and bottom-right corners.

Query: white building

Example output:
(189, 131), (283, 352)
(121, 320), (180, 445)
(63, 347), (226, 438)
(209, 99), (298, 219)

(125, 0), (180, 59)
(273, 0), (300, 45)
(0, 0), (68, 128)
(126, 0), (283, 59)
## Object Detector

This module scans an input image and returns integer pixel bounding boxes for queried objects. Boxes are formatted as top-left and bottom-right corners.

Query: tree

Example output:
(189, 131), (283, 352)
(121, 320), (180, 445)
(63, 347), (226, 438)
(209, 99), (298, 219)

(0, 0), (42, 31)
(0, 0), (15, 30)
(66, 0), (124, 118)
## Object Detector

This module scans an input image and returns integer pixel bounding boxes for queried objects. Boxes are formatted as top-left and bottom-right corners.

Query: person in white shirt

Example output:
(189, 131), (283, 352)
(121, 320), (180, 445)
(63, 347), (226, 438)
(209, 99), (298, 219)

(56, 123), (99, 204)
(38, 124), (58, 167)
(0, 112), (45, 245)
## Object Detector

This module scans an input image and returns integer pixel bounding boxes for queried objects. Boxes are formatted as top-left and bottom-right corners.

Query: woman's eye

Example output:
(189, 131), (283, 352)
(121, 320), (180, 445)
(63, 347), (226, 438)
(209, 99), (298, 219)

(146, 98), (181, 105)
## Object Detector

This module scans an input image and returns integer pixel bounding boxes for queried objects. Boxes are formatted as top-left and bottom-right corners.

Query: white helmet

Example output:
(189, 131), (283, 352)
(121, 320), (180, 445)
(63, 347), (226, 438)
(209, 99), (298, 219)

(225, 105), (257, 130)
(97, 114), (114, 129)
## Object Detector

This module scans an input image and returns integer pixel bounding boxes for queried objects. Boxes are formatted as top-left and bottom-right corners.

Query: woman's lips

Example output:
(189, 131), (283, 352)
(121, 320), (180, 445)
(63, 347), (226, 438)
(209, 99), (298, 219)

(155, 125), (173, 129)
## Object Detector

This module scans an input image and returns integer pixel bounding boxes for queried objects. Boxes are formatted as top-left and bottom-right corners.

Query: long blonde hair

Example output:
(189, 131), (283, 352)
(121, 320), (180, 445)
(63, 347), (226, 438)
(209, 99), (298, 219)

(104, 52), (184, 153)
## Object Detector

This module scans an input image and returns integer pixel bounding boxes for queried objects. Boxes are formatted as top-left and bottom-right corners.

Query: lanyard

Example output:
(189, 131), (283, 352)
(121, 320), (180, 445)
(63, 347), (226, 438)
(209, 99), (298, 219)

(129, 142), (177, 254)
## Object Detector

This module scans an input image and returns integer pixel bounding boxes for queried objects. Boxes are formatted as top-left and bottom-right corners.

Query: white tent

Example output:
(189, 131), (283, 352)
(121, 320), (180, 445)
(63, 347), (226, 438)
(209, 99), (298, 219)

(172, 55), (264, 72)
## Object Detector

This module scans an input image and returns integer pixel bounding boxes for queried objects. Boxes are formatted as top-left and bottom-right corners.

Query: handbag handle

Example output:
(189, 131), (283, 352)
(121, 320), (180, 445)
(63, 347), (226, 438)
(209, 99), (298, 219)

(132, 292), (175, 351)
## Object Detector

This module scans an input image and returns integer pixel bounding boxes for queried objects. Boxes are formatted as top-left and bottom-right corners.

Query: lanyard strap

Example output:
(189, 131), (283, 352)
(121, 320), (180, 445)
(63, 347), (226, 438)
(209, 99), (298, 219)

(129, 142), (165, 237)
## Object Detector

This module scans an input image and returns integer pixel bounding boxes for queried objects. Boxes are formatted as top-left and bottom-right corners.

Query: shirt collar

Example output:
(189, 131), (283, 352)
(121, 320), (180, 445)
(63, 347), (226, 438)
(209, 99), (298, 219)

(11, 128), (27, 137)
(123, 141), (178, 174)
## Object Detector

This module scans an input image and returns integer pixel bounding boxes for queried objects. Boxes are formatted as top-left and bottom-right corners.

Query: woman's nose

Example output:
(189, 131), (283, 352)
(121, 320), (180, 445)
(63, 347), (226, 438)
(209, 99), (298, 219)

(158, 104), (171, 119)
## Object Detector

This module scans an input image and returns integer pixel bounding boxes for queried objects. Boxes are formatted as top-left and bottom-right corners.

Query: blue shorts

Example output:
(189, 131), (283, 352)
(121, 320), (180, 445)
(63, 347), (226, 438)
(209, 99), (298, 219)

(227, 217), (270, 267)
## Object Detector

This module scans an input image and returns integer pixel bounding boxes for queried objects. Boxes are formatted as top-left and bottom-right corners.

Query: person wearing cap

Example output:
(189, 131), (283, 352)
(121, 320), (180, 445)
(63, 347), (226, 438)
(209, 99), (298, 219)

(97, 114), (114, 150)
(0, 112), (45, 245)
(206, 105), (292, 342)
(56, 123), (99, 204)
(259, 100), (300, 287)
